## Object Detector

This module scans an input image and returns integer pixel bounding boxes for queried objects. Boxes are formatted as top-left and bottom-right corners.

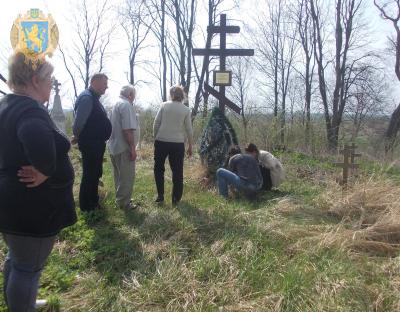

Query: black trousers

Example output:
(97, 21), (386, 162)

(260, 165), (273, 191)
(154, 140), (185, 202)
(78, 140), (106, 211)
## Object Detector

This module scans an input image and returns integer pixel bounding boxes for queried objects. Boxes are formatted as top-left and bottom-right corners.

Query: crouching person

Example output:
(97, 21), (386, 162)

(257, 147), (285, 190)
(216, 143), (263, 199)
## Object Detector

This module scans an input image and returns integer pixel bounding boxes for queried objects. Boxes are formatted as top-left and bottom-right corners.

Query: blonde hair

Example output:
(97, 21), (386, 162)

(7, 51), (54, 91)
(169, 85), (185, 102)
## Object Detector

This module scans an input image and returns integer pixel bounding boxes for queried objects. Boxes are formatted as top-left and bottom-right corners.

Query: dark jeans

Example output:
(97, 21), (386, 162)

(154, 140), (185, 202)
(2, 233), (56, 312)
(78, 140), (106, 211)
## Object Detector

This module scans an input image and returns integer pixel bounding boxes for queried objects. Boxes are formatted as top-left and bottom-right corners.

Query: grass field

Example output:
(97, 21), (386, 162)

(1, 145), (399, 311)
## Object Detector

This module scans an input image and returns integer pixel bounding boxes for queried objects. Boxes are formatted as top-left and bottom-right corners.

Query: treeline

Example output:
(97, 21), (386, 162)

(59, 0), (399, 153)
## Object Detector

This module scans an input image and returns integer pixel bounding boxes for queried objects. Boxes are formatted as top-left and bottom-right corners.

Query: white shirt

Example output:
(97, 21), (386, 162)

(108, 96), (139, 155)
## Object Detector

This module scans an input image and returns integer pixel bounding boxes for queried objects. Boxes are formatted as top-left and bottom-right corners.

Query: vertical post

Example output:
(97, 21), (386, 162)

(350, 143), (356, 165)
(219, 14), (226, 113)
(342, 145), (350, 190)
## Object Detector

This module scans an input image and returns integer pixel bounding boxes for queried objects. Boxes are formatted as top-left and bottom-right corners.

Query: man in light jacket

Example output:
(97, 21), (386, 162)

(108, 85), (139, 210)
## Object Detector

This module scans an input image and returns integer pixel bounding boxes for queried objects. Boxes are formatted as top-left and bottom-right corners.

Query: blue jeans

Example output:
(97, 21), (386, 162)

(216, 168), (259, 198)
(2, 233), (56, 312)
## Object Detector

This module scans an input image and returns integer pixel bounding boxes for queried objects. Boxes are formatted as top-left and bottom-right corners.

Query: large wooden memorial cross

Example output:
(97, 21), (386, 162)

(193, 14), (254, 114)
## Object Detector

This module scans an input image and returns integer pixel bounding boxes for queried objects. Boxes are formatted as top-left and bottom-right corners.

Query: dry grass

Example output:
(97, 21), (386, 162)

(313, 176), (400, 256)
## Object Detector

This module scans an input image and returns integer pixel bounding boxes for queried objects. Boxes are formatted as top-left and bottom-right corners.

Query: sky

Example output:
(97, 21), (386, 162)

(0, 0), (166, 109)
(0, 0), (397, 111)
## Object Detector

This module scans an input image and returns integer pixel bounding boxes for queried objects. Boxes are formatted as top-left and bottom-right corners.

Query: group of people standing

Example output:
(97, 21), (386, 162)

(72, 74), (194, 211)
(0, 52), (193, 311)
(0, 51), (283, 311)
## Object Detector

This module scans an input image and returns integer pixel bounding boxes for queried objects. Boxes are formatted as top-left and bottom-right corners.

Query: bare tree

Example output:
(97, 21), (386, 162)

(119, 0), (153, 86)
(252, 0), (281, 118)
(166, 0), (197, 92)
(294, 0), (315, 145)
(146, 0), (168, 101)
(60, 0), (113, 98)
(374, 0), (400, 151)
(310, 0), (364, 150)
(252, 0), (298, 146)
(227, 56), (254, 142)
(345, 66), (387, 140)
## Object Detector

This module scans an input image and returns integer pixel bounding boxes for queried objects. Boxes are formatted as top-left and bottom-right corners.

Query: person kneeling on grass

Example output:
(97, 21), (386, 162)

(216, 143), (263, 199)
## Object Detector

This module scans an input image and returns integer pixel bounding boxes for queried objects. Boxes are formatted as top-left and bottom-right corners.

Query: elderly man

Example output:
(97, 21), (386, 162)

(108, 85), (139, 210)
(72, 73), (112, 211)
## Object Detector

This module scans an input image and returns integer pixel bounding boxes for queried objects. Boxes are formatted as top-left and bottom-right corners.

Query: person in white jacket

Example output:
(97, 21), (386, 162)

(243, 143), (284, 190)
(256, 147), (285, 189)
(153, 85), (193, 205)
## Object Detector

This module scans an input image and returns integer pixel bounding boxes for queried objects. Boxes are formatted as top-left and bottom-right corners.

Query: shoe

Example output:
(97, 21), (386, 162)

(172, 198), (180, 206)
(126, 202), (138, 210)
(35, 299), (47, 308)
(154, 197), (164, 204)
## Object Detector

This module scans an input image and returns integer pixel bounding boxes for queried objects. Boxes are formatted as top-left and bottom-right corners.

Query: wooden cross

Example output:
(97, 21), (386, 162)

(193, 14), (254, 114)
(52, 78), (61, 95)
(334, 144), (361, 189)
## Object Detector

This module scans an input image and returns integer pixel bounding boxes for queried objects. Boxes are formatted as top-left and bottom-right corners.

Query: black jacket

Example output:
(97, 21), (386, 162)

(74, 89), (112, 143)
(0, 94), (77, 237)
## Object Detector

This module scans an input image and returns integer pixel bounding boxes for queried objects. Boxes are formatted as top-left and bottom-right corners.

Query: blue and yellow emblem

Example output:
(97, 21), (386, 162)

(10, 9), (59, 57)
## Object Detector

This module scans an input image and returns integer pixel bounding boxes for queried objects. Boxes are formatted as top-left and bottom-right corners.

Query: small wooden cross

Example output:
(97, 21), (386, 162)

(334, 144), (361, 189)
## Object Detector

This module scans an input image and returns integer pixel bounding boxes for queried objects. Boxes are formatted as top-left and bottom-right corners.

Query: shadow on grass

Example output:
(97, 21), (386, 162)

(81, 208), (150, 285)
(175, 200), (283, 249)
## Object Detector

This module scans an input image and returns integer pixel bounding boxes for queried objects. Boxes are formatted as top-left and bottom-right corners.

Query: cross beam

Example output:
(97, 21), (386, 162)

(204, 83), (241, 114)
(207, 26), (240, 33)
(192, 49), (254, 57)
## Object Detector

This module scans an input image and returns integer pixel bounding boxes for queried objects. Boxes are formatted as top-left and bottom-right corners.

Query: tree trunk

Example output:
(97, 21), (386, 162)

(385, 102), (400, 152)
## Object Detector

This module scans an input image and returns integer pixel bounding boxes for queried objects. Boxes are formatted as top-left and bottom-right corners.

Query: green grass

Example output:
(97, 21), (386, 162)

(0, 150), (399, 311)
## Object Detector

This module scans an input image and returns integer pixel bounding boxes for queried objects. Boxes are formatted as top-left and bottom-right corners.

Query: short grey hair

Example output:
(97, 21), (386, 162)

(90, 73), (108, 83)
(8, 51), (54, 91)
(120, 85), (135, 99)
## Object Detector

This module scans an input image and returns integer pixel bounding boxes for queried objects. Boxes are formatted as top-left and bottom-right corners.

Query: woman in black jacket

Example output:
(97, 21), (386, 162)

(0, 51), (77, 311)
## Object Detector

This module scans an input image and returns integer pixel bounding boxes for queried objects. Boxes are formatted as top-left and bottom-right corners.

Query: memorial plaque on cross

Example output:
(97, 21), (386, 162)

(193, 14), (254, 114)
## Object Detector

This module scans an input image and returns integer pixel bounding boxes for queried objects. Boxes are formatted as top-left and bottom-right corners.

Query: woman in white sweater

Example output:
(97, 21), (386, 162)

(153, 85), (194, 205)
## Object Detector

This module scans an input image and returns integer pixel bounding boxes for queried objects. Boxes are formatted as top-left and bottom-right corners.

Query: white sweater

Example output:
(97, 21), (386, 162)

(258, 150), (285, 187)
(153, 101), (193, 145)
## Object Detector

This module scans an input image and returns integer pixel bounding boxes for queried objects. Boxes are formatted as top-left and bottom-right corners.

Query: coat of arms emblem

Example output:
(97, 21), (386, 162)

(10, 9), (59, 56)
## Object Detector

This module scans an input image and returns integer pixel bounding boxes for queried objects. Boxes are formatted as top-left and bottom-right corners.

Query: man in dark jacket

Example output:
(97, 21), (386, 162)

(216, 143), (263, 198)
(72, 73), (112, 211)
